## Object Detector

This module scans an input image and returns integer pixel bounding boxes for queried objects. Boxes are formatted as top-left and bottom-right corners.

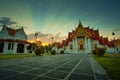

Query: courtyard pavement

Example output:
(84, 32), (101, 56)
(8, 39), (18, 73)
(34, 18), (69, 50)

(0, 54), (111, 80)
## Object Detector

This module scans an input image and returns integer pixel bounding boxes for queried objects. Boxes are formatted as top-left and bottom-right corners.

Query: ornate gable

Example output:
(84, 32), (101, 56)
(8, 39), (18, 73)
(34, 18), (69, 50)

(6, 27), (20, 36)
(0, 25), (27, 41)
(73, 22), (91, 38)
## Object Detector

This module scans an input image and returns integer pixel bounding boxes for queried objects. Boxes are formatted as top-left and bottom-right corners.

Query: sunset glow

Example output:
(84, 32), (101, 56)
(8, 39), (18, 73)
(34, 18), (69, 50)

(27, 39), (50, 46)
(0, 0), (120, 43)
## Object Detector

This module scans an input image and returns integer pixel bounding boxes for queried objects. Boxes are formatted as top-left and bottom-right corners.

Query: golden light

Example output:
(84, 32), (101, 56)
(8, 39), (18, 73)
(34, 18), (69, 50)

(27, 39), (49, 46)
(27, 40), (34, 43)
(42, 42), (49, 46)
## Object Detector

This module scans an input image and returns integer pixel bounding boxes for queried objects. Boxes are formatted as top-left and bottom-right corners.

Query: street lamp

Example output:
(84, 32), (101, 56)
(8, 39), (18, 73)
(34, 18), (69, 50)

(51, 37), (54, 45)
(112, 32), (116, 55)
(34, 32), (38, 50)
(51, 36), (54, 47)
(35, 32), (41, 49)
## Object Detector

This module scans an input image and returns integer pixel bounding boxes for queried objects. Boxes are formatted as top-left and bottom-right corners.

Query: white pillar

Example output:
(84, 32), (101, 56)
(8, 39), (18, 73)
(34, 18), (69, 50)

(88, 39), (91, 53)
(13, 43), (17, 54)
(24, 44), (28, 53)
(68, 42), (71, 53)
(91, 40), (94, 50)
(87, 38), (89, 53)
(76, 38), (78, 53)
(3, 42), (8, 54)
(73, 39), (75, 53)
(74, 38), (77, 53)
(85, 37), (88, 53)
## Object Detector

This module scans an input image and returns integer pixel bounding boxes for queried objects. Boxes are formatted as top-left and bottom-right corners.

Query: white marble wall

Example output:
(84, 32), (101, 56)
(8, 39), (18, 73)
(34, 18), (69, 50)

(2, 42), (27, 54)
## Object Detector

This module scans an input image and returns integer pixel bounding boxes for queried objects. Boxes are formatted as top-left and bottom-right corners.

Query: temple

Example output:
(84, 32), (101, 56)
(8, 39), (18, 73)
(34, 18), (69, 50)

(0, 25), (29, 54)
(53, 22), (120, 54)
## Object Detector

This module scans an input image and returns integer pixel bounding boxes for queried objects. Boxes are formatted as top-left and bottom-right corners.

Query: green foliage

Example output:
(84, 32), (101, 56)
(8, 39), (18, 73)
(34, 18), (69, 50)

(51, 50), (56, 55)
(27, 43), (35, 50)
(92, 48), (106, 56)
(93, 54), (120, 80)
(60, 50), (64, 54)
(29, 50), (32, 53)
(92, 49), (97, 55)
(35, 48), (44, 55)
(96, 48), (106, 56)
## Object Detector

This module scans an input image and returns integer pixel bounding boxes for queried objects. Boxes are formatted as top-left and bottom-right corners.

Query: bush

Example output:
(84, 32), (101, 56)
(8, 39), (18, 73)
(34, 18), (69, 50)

(51, 50), (56, 55)
(29, 50), (32, 53)
(92, 48), (106, 56)
(92, 49), (97, 55)
(96, 48), (106, 56)
(35, 48), (44, 55)
(60, 50), (64, 54)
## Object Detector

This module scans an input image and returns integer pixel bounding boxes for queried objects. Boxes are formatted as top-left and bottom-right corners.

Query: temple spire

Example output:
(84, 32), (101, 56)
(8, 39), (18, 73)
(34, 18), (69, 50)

(79, 19), (81, 23)
(78, 19), (83, 28)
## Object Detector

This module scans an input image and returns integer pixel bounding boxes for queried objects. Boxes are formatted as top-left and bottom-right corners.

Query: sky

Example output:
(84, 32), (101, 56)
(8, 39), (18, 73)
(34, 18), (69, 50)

(0, 0), (120, 44)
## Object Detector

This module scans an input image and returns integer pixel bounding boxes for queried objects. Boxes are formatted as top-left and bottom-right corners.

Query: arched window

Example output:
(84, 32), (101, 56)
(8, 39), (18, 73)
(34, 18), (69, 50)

(64, 46), (66, 50)
(103, 45), (107, 50)
(8, 43), (14, 50)
(94, 42), (98, 50)
(70, 44), (73, 50)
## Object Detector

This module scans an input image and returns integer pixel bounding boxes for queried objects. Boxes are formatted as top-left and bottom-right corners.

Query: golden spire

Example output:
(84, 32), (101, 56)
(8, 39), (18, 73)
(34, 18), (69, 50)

(78, 20), (83, 28)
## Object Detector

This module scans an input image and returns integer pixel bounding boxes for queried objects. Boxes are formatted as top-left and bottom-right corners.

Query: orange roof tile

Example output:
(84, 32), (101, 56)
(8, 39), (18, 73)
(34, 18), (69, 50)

(6, 27), (20, 36)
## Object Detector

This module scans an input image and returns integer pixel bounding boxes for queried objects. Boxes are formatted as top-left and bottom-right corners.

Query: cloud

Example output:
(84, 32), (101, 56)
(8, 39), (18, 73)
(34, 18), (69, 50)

(27, 32), (67, 43)
(54, 32), (61, 38)
(113, 28), (120, 32)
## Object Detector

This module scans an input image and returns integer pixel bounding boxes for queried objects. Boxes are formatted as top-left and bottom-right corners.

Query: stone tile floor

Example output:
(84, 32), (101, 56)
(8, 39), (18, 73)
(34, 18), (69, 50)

(0, 54), (111, 80)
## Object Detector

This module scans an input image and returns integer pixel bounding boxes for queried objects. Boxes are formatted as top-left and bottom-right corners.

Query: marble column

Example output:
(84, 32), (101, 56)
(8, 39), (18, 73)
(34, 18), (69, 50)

(75, 38), (78, 53)
(73, 39), (75, 53)
(24, 44), (28, 53)
(3, 42), (8, 54)
(74, 38), (76, 53)
(88, 38), (91, 53)
(85, 37), (88, 53)
(13, 43), (17, 54)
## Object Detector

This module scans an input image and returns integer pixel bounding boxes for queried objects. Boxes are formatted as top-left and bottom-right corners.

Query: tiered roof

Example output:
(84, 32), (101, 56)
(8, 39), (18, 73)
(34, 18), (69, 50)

(56, 22), (117, 48)
(0, 25), (28, 44)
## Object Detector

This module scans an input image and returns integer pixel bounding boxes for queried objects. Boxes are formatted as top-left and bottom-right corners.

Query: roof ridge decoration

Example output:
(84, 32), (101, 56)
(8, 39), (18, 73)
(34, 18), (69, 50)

(73, 22), (91, 38)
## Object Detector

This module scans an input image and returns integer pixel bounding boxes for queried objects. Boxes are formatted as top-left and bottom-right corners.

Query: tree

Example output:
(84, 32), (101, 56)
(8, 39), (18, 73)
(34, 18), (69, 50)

(0, 17), (17, 26)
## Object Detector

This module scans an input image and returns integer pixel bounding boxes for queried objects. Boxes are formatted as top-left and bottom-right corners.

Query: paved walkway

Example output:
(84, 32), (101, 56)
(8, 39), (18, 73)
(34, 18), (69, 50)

(0, 54), (111, 80)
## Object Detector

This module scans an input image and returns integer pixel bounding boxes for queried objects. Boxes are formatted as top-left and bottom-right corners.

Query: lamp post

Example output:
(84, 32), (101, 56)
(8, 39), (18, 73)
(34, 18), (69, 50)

(112, 32), (115, 55)
(35, 32), (38, 50)
(51, 36), (54, 47)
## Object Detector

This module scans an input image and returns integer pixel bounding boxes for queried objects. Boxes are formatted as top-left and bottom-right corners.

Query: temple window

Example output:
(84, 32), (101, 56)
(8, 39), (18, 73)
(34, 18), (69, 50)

(8, 43), (14, 50)
(64, 47), (66, 50)
(70, 44), (73, 50)
(103, 45), (107, 50)
(0, 43), (4, 53)
(94, 42), (98, 50)
(8, 43), (11, 50)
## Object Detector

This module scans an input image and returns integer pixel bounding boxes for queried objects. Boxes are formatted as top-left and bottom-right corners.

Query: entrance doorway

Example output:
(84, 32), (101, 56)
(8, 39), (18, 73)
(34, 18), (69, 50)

(17, 44), (24, 53)
(0, 43), (4, 53)
(78, 40), (84, 50)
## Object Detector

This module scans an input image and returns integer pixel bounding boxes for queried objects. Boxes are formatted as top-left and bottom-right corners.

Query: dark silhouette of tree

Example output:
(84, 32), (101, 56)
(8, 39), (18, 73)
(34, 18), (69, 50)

(0, 17), (27, 29)
(0, 17), (17, 26)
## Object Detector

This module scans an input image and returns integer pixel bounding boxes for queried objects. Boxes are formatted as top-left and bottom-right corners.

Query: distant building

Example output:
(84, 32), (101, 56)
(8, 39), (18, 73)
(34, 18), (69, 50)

(0, 25), (29, 54)
(53, 22), (120, 54)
